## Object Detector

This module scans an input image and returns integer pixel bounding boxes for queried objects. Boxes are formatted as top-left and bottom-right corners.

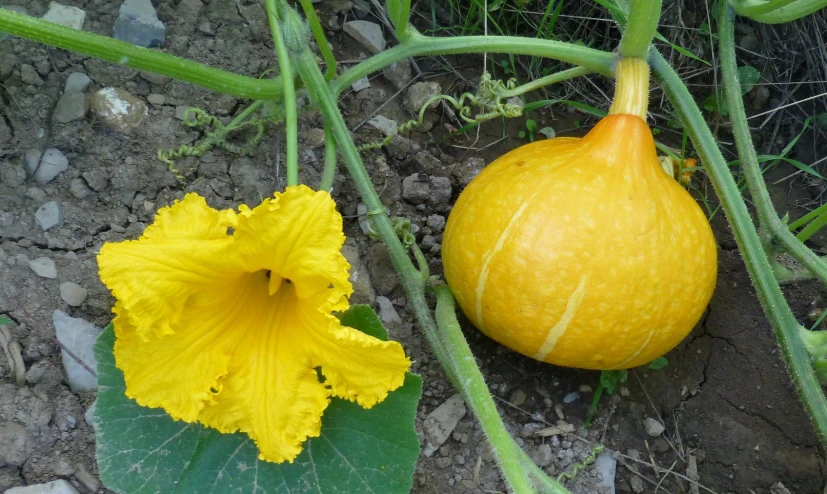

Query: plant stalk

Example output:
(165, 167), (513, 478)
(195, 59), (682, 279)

(651, 38), (827, 446)
(718, 5), (827, 285)
(293, 41), (554, 494)
(320, 121), (337, 192)
(617, 0), (663, 59)
(499, 66), (592, 99)
(267, 0), (299, 186)
(737, 0), (827, 22)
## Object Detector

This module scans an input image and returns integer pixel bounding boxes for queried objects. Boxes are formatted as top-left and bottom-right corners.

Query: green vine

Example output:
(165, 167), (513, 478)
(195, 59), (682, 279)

(556, 445), (606, 482)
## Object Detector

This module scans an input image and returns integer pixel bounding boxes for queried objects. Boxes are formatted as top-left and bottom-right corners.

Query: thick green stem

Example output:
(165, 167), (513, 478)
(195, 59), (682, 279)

(738, 0), (827, 22)
(499, 66), (592, 99)
(298, 0), (337, 81)
(651, 45), (827, 446)
(617, 0), (663, 59)
(719, 5), (827, 285)
(320, 121), (337, 192)
(267, 0), (298, 186)
(433, 286), (566, 494)
(330, 34), (615, 95)
(294, 43), (556, 494)
(0, 9), (280, 99)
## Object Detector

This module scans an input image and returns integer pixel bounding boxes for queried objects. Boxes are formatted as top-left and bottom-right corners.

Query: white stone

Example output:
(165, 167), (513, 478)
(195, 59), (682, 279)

(367, 115), (398, 137)
(42, 2), (86, 30)
(343, 20), (386, 54)
(84, 399), (97, 427)
(350, 76), (371, 92)
(64, 72), (91, 94)
(643, 417), (665, 437)
(422, 394), (466, 456)
(4, 480), (80, 494)
(594, 451), (617, 494)
(376, 296), (402, 325)
(35, 201), (61, 231)
(28, 257), (57, 278)
(59, 282), (88, 307)
(53, 311), (103, 392)
(30, 148), (69, 185)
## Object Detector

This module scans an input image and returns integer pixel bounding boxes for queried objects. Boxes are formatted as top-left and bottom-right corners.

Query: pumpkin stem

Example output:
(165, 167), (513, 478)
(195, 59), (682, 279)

(608, 57), (650, 120)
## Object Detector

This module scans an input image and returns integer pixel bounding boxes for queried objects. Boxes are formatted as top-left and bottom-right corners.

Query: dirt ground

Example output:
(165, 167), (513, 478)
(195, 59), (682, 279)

(1, 0), (826, 493)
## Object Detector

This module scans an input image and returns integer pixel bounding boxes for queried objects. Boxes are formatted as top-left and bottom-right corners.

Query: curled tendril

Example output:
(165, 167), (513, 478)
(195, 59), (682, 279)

(556, 444), (606, 482)
(391, 217), (416, 247)
(158, 107), (271, 180)
(358, 72), (523, 152)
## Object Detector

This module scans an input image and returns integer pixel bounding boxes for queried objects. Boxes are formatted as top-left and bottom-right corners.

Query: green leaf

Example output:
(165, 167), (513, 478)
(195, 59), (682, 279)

(737, 66), (760, 94)
(0, 316), (11, 326)
(340, 304), (388, 341)
(94, 322), (421, 494)
(815, 112), (827, 131)
(525, 119), (537, 132)
(647, 356), (669, 370)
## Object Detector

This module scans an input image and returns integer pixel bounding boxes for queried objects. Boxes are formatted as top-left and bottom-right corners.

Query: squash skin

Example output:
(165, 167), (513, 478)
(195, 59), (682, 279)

(442, 114), (717, 370)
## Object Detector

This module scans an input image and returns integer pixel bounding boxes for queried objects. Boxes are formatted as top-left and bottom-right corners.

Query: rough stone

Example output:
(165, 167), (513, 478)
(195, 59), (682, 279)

(367, 242), (399, 295)
(629, 475), (645, 493)
(4, 479), (80, 494)
(376, 296), (402, 325)
(341, 240), (375, 305)
(350, 76), (370, 92)
(429, 176), (452, 205)
(28, 257), (57, 278)
(64, 72), (91, 93)
(426, 214), (446, 232)
(20, 64), (43, 86)
(59, 282), (88, 307)
(454, 157), (485, 187)
(113, 0), (166, 47)
(404, 81), (442, 114)
(69, 178), (91, 199)
(303, 128), (326, 149)
(147, 93), (165, 106)
(382, 61), (412, 90)
(367, 115), (397, 137)
(27, 148), (69, 185)
(343, 20), (385, 54)
(26, 188), (47, 202)
(35, 201), (61, 231)
(52, 92), (88, 124)
(594, 451), (616, 494)
(42, 2), (86, 30)
(89, 87), (148, 134)
(422, 394), (466, 456)
(53, 311), (104, 392)
(536, 443), (553, 467)
(25, 360), (64, 386)
(402, 173), (451, 205)
(643, 417), (665, 437)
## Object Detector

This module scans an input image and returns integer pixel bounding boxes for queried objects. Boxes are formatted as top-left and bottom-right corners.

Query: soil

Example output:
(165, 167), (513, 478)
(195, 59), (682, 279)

(1, 0), (826, 493)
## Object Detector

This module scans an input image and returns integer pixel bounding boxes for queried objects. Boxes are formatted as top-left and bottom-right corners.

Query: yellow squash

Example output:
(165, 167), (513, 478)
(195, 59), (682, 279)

(442, 60), (717, 370)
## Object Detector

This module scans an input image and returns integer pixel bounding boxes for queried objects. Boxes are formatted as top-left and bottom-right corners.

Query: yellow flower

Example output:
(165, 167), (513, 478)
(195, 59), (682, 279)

(97, 185), (411, 463)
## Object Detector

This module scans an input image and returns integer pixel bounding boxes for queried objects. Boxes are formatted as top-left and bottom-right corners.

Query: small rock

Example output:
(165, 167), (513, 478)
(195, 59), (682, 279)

(69, 178), (91, 199)
(343, 20), (385, 54)
(563, 391), (579, 403)
(84, 399), (97, 426)
(25, 360), (64, 386)
(0, 422), (35, 467)
(20, 64), (43, 86)
(368, 242), (399, 295)
(350, 76), (371, 92)
(29, 148), (69, 184)
(59, 282), (88, 306)
(770, 482), (792, 494)
(42, 2), (87, 30)
(594, 451), (617, 494)
(89, 87), (148, 134)
(426, 214), (446, 232)
(64, 72), (91, 93)
(509, 389), (527, 406)
(74, 464), (101, 493)
(35, 201), (61, 231)
(303, 128), (326, 149)
(147, 93), (166, 106)
(453, 157), (485, 187)
(114, 0), (166, 47)
(376, 296), (402, 325)
(629, 475), (645, 493)
(536, 443), (553, 467)
(404, 81), (442, 114)
(140, 71), (169, 85)
(429, 176), (452, 205)
(341, 240), (375, 304)
(26, 187), (47, 202)
(382, 61), (412, 90)
(52, 92), (88, 124)
(53, 310), (104, 392)
(422, 394), (466, 456)
(29, 257), (57, 278)
(4, 479), (80, 494)
(367, 115), (397, 137)
(643, 417), (665, 437)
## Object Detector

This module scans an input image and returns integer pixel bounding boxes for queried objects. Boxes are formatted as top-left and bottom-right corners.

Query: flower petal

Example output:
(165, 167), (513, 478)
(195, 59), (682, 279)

(196, 280), (332, 463)
(232, 185), (352, 302)
(98, 194), (238, 339)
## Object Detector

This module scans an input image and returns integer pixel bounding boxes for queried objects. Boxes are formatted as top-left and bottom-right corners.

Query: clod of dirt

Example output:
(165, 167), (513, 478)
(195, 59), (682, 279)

(422, 394), (467, 457)
(88, 87), (148, 134)
(367, 242), (399, 295)
(453, 157), (486, 187)
(402, 173), (452, 205)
